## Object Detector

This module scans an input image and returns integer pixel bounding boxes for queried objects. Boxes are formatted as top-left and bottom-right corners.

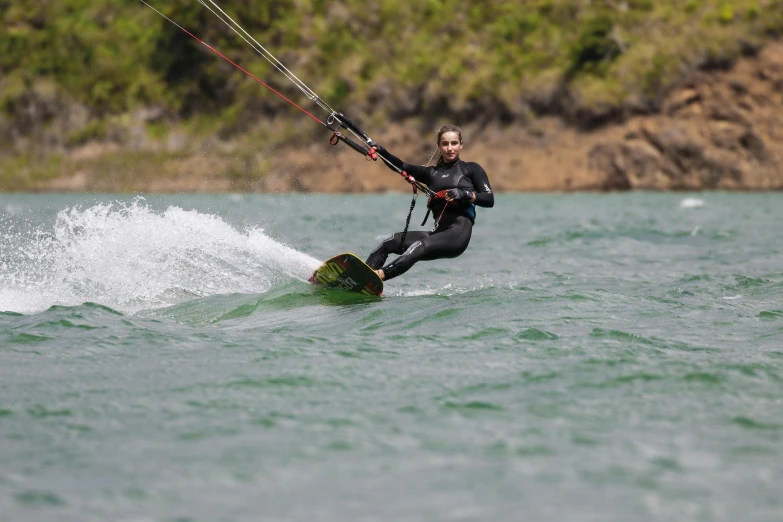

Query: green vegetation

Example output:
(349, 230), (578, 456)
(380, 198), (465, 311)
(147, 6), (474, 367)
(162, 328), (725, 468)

(0, 0), (781, 145)
(0, 153), (63, 190)
(66, 120), (106, 147)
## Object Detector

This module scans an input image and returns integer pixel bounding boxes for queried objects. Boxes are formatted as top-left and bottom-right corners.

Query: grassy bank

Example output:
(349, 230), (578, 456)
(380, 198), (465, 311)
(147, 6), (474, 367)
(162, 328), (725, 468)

(2, 0), (782, 129)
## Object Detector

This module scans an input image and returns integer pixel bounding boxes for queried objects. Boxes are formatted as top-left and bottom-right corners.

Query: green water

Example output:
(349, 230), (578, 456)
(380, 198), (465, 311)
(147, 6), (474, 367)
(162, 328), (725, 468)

(1, 193), (781, 521)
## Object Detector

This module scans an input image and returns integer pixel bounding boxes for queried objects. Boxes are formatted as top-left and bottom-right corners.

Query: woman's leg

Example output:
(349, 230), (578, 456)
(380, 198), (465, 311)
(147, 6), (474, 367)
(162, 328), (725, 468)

(365, 231), (430, 270)
(380, 219), (472, 281)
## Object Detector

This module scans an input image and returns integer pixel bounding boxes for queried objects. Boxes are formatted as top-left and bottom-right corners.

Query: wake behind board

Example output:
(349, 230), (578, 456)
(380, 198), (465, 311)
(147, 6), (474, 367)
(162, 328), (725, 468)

(309, 252), (383, 297)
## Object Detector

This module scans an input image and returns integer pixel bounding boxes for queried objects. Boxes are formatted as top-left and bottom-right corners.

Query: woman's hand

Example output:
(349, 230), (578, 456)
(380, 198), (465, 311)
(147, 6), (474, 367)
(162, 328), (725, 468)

(444, 188), (475, 202)
(431, 189), (475, 205)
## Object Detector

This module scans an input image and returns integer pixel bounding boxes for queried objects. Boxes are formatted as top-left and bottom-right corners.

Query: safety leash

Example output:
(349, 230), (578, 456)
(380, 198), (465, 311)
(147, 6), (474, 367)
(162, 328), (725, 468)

(399, 188), (417, 252)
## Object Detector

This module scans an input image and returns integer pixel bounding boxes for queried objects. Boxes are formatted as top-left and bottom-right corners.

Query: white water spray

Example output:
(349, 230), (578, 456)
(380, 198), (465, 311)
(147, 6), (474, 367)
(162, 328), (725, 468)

(0, 200), (320, 315)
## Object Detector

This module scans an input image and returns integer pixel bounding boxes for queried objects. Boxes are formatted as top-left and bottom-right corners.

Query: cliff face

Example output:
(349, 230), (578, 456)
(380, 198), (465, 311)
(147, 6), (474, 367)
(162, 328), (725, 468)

(3, 41), (782, 193)
(585, 41), (783, 191)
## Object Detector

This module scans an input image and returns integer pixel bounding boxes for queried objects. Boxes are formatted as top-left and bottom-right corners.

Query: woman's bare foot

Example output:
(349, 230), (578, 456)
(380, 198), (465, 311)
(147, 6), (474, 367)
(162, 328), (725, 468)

(376, 269), (385, 281)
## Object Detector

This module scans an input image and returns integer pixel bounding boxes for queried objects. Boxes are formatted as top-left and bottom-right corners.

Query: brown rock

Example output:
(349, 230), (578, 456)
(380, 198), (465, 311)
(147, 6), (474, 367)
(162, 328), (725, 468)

(589, 142), (667, 190)
(663, 89), (701, 116)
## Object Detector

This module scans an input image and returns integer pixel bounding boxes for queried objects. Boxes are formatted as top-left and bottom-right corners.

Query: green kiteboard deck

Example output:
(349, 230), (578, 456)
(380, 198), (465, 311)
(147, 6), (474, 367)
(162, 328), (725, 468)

(310, 252), (383, 297)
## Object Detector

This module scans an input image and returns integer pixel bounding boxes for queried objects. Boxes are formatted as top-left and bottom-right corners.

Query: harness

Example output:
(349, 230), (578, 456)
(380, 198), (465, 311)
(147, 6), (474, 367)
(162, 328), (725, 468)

(421, 162), (477, 231)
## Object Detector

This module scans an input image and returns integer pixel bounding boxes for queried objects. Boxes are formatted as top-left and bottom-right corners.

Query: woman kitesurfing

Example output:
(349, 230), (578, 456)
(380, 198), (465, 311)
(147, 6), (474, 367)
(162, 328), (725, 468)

(366, 127), (494, 281)
(141, 0), (494, 292)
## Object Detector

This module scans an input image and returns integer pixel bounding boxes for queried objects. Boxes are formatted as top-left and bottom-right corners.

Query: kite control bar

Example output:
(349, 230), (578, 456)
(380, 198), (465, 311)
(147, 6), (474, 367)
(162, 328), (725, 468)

(333, 112), (372, 144)
(327, 112), (378, 160)
(329, 131), (377, 160)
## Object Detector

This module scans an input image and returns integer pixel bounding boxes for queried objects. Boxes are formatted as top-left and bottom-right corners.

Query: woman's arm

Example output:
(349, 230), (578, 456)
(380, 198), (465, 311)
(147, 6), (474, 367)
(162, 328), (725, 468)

(375, 147), (433, 184)
(375, 146), (405, 172)
(468, 163), (494, 208)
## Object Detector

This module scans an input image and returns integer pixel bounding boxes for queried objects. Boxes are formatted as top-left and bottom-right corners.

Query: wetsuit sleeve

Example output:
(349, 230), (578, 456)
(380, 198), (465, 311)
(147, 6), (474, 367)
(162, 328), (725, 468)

(469, 163), (494, 208)
(403, 163), (434, 184)
(376, 147), (433, 183)
(376, 147), (405, 172)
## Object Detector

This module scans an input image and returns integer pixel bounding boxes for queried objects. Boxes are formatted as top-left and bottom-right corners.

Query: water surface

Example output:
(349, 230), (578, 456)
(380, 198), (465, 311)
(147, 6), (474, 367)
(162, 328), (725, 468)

(1, 193), (781, 521)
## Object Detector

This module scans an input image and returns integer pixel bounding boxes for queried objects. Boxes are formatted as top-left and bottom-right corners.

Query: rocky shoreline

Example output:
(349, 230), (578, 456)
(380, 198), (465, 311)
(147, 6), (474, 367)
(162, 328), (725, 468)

(2, 42), (782, 193)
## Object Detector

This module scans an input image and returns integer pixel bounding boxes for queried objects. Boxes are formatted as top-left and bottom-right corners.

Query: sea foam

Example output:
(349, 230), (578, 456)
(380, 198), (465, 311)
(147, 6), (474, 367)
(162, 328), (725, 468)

(0, 200), (319, 315)
(679, 198), (705, 209)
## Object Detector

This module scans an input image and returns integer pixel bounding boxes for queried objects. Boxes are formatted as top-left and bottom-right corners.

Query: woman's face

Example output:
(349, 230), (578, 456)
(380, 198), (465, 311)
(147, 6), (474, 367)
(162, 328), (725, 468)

(439, 131), (463, 162)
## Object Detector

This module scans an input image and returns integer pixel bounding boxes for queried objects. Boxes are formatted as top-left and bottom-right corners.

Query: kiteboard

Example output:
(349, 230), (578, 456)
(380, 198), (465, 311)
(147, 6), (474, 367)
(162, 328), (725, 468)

(309, 252), (383, 297)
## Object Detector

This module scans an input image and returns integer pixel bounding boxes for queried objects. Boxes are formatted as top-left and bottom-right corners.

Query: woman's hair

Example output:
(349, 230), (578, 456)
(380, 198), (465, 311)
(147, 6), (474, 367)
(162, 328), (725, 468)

(435, 125), (463, 167)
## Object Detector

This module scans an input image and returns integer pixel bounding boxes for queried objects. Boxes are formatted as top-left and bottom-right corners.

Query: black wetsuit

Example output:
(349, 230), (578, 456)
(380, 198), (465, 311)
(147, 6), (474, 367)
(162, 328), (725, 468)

(366, 148), (494, 280)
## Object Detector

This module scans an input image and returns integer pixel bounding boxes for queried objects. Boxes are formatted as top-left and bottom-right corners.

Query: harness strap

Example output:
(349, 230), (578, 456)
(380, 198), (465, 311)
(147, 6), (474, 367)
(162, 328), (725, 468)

(432, 201), (450, 231)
